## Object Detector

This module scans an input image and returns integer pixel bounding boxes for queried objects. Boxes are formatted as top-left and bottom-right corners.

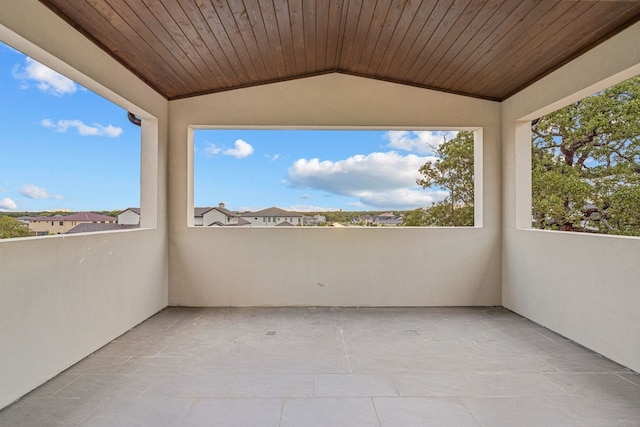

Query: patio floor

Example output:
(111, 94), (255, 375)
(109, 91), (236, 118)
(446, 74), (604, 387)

(1, 307), (639, 426)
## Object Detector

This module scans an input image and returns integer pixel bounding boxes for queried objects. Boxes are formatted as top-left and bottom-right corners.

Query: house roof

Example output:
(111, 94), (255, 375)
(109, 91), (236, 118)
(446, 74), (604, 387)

(66, 223), (139, 234)
(118, 208), (141, 215)
(198, 206), (239, 218)
(32, 212), (116, 222)
(194, 207), (210, 217)
(38, 0), (640, 102)
(204, 206), (238, 217)
(241, 207), (303, 218)
(276, 221), (295, 227)
(207, 217), (251, 227)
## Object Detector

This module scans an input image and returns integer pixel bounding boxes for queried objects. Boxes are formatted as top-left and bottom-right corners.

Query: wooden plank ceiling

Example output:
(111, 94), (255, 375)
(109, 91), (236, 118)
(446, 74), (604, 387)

(39, 0), (640, 101)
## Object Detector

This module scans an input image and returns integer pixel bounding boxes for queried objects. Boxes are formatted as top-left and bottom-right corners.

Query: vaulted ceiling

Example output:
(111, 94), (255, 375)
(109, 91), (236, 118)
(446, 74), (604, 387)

(39, 0), (640, 101)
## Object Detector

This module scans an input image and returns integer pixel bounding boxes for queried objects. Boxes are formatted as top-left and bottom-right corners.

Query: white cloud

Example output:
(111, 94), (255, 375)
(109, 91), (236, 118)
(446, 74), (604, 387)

(20, 184), (63, 200)
(202, 139), (254, 159)
(355, 189), (448, 208)
(204, 142), (222, 157)
(265, 153), (281, 161)
(384, 130), (458, 154)
(0, 187), (5, 193)
(13, 57), (77, 96)
(287, 151), (445, 209)
(223, 139), (254, 159)
(0, 197), (17, 210)
(300, 194), (310, 200)
(284, 205), (338, 212)
(41, 119), (122, 137)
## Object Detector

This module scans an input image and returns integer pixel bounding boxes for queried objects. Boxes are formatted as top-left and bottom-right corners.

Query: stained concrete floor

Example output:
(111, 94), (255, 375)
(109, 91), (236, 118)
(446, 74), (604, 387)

(1, 307), (639, 426)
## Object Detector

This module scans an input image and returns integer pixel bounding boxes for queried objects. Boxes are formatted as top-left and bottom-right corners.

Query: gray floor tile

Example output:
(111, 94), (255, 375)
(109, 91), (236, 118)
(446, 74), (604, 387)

(180, 398), (282, 427)
(53, 374), (156, 400)
(78, 398), (192, 427)
(26, 372), (81, 398)
(463, 395), (640, 427)
(314, 373), (398, 397)
(226, 374), (314, 398)
(140, 374), (231, 399)
(374, 397), (481, 427)
(462, 396), (578, 427)
(280, 397), (380, 427)
(543, 372), (640, 403)
(112, 356), (196, 375)
(0, 397), (105, 427)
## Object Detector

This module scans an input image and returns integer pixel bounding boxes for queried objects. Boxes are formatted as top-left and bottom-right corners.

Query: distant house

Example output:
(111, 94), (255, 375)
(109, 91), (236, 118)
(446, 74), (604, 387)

(303, 214), (326, 226)
(117, 208), (140, 225)
(241, 207), (303, 227)
(351, 214), (374, 225)
(29, 212), (117, 235)
(350, 213), (403, 226)
(193, 207), (212, 226)
(203, 203), (244, 226)
(16, 216), (35, 226)
(374, 212), (403, 226)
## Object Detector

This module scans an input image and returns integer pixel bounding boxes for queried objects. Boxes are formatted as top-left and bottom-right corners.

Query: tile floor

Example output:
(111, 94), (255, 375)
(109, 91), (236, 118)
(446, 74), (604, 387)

(1, 307), (639, 426)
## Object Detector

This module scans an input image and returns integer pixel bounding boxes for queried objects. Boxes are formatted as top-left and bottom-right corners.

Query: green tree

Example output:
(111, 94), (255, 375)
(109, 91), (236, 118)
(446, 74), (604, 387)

(0, 216), (31, 239)
(409, 131), (474, 226)
(532, 76), (640, 235)
(402, 208), (428, 226)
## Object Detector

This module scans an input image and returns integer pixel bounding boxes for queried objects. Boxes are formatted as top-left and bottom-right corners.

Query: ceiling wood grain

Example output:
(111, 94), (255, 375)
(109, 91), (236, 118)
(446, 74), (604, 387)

(39, 0), (640, 101)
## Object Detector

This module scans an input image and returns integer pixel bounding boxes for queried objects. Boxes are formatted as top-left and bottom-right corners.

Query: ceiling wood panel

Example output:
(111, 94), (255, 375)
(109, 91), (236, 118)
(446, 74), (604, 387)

(464, 0), (591, 95)
(105, 0), (205, 90)
(196, 0), (253, 85)
(420, 0), (504, 86)
(352, 0), (391, 75)
(438, 0), (565, 97)
(39, 0), (640, 101)
(496, 2), (640, 99)
(302, 0), (317, 71)
(359, 0), (406, 75)
(385, 0), (446, 78)
(427, 0), (524, 88)
(373, 0), (435, 77)
(256, 0), (289, 79)
(206, 0), (261, 81)
(405, 0), (476, 82)
(325, 0), (347, 70)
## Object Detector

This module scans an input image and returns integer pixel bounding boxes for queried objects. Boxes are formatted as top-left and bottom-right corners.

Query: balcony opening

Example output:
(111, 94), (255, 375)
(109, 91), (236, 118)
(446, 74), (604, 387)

(192, 129), (480, 228)
(0, 41), (143, 238)
(531, 75), (640, 236)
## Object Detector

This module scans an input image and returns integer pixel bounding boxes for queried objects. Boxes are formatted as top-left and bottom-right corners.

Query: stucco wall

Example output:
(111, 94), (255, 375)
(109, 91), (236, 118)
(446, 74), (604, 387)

(168, 73), (502, 307)
(0, 1), (169, 409)
(502, 21), (640, 372)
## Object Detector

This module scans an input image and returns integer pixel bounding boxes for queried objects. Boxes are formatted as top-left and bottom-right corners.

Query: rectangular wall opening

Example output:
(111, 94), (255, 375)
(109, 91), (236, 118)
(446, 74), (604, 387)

(530, 75), (640, 237)
(192, 129), (480, 228)
(0, 40), (148, 238)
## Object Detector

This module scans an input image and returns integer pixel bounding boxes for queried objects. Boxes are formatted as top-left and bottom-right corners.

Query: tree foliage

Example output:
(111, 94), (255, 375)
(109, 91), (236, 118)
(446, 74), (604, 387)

(532, 76), (640, 235)
(406, 131), (474, 226)
(0, 216), (31, 239)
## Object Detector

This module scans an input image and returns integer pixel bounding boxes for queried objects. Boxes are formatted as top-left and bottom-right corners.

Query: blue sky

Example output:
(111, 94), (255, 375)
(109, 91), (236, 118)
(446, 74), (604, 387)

(0, 42), (140, 212)
(194, 129), (453, 212)
(1, 40), (457, 213)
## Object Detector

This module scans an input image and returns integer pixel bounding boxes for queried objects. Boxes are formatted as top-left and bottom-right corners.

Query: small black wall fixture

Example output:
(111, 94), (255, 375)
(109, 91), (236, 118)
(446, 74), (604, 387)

(127, 112), (141, 126)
